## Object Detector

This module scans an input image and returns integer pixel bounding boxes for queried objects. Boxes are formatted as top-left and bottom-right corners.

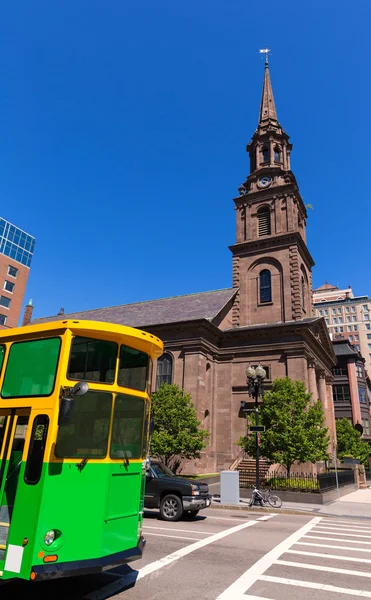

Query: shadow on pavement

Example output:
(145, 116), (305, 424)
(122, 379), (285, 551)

(0, 565), (139, 599)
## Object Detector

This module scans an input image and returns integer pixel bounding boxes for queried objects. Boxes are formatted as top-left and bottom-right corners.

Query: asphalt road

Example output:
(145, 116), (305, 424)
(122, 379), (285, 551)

(2, 508), (371, 599)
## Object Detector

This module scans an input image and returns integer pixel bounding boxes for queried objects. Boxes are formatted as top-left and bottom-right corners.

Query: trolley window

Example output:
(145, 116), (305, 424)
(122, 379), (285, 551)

(67, 337), (117, 384)
(118, 346), (148, 391)
(55, 391), (112, 458)
(2, 338), (61, 398)
(25, 414), (49, 485)
(110, 394), (145, 459)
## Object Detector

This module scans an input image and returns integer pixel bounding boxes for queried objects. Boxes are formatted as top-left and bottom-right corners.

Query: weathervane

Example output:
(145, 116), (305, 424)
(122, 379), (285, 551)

(259, 46), (271, 65)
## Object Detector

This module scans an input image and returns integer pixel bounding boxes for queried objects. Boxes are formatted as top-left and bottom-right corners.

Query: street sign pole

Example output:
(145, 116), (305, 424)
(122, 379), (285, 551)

(255, 392), (259, 489)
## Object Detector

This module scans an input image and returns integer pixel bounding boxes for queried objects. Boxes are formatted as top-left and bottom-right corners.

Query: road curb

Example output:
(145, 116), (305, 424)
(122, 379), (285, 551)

(210, 502), (320, 517)
(210, 502), (371, 520)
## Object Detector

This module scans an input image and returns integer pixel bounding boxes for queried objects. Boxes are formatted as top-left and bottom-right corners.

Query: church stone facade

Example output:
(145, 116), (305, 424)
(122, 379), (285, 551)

(31, 61), (336, 473)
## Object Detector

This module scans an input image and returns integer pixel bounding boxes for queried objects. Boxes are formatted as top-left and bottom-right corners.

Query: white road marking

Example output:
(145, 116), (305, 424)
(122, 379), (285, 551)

(313, 527), (371, 539)
(244, 595), (273, 600)
(202, 515), (251, 522)
(145, 532), (201, 541)
(304, 534), (371, 545)
(321, 520), (371, 531)
(286, 548), (371, 564)
(215, 516), (322, 599)
(144, 525), (216, 535)
(83, 516), (267, 600)
(260, 574), (371, 597)
(317, 524), (371, 533)
(322, 518), (371, 528)
(275, 558), (371, 578)
(257, 515), (275, 521)
(295, 541), (371, 553)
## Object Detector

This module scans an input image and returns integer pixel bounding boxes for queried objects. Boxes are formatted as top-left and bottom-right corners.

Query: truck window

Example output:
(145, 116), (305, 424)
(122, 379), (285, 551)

(24, 414), (49, 485)
(110, 394), (145, 459)
(2, 338), (61, 398)
(55, 391), (112, 458)
(67, 337), (117, 384)
(118, 345), (148, 391)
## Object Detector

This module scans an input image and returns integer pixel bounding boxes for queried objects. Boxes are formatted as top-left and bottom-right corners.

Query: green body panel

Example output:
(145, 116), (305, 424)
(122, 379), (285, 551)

(0, 459), (144, 581)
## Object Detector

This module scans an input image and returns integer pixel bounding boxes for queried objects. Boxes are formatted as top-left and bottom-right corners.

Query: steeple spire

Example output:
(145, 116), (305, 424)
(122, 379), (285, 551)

(259, 60), (278, 125)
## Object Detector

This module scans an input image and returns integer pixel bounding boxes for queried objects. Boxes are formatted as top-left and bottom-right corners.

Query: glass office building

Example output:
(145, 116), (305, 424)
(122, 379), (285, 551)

(0, 218), (35, 268)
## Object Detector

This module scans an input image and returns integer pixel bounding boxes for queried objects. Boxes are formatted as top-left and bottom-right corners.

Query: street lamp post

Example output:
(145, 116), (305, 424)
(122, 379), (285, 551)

(246, 364), (266, 489)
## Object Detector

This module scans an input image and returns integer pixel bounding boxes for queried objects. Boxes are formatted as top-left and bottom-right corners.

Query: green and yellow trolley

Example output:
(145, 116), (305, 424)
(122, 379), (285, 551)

(0, 319), (163, 581)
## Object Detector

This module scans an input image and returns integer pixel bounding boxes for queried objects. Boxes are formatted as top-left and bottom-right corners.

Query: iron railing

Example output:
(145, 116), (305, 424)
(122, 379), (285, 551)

(238, 468), (355, 493)
(317, 469), (355, 491)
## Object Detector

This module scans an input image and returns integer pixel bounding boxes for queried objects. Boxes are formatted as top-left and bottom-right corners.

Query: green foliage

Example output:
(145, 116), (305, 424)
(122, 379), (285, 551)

(150, 384), (209, 473)
(238, 377), (329, 476)
(335, 419), (370, 467)
(265, 476), (319, 492)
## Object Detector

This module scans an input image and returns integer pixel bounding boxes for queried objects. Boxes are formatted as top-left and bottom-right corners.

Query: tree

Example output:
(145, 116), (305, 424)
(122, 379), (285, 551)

(150, 383), (209, 473)
(335, 418), (370, 467)
(238, 377), (329, 476)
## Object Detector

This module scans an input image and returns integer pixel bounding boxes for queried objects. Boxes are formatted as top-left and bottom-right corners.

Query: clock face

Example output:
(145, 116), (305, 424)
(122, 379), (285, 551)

(258, 176), (271, 188)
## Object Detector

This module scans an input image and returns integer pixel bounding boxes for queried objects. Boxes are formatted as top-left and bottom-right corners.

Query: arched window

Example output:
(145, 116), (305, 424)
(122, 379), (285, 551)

(156, 353), (173, 390)
(302, 276), (305, 310)
(257, 206), (271, 236)
(259, 270), (272, 303)
(274, 146), (281, 162)
(262, 146), (269, 162)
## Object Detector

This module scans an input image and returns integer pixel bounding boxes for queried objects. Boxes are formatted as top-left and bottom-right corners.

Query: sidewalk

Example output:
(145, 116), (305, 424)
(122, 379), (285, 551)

(211, 486), (371, 519)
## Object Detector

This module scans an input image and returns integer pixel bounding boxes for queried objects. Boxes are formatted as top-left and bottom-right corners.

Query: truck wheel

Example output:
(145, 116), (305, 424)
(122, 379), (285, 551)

(160, 494), (183, 521)
(184, 510), (200, 519)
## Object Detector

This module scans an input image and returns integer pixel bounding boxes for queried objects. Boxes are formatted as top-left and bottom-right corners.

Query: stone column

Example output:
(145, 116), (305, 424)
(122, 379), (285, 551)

(283, 143), (288, 170)
(319, 372), (334, 455)
(255, 145), (260, 169)
(307, 360), (318, 404)
(347, 360), (362, 426)
(326, 377), (337, 454)
(269, 138), (274, 166)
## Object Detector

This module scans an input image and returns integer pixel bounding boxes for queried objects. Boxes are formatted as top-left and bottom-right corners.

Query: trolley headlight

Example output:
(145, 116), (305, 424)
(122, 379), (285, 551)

(191, 484), (200, 496)
(44, 530), (56, 546)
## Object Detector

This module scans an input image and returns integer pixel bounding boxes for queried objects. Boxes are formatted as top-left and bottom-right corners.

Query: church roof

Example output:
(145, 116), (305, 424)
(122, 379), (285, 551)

(31, 288), (238, 328)
(333, 340), (360, 357)
(313, 282), (338, 292)
(259, 61), (278, 125)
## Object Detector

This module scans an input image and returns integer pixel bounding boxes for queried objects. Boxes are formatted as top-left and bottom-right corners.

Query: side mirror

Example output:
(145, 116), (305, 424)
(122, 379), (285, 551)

(149, 418), (155, 436)
(146, 470), (153, 480)
(58, 381), (89, 426)
(71, 381), (89, 396)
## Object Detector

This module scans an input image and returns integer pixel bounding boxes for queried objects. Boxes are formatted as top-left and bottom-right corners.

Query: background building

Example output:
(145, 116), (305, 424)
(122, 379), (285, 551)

(31, 61), (336, 473)
(332, 339), (371, 441)
(0, 217), (35, 328)
(313, 284), (371, 377)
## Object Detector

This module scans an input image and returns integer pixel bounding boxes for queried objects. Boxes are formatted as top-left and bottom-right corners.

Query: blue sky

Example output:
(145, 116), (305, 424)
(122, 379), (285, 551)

(1, 1), (370, 321)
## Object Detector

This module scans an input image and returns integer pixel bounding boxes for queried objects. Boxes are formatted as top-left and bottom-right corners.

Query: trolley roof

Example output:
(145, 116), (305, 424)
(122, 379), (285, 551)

(0, 319), (164, 357)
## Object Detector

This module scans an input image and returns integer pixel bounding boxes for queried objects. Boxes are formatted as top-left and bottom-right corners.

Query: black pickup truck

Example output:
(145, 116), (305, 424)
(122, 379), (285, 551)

(144, 460), (211, 521)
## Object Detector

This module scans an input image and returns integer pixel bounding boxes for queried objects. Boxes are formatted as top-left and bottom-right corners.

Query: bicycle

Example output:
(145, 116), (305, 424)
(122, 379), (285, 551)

(249, 485), (282, 508)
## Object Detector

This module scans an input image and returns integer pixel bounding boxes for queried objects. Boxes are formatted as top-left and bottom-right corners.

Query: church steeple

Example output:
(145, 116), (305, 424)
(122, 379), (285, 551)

(230, 54), (315, 327)
(259, 62), (278, 126)
(245, 60), (292, 177)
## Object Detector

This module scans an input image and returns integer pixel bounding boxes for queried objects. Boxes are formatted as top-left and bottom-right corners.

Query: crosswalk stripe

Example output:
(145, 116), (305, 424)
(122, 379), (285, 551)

(145, 532), (200, 541)
(314, 527), (371, 539)
(144, 526), (216, 535)
(275, 559), (371, 578)
(286, 549), (371, 564)
(321, 523), (371, 533)
(304, 534), (371, 545)
(322, 519), (371, 528)
(260, 574), (371, 597)
(215, 517), (322, 599)
(295, 541), (371, 553)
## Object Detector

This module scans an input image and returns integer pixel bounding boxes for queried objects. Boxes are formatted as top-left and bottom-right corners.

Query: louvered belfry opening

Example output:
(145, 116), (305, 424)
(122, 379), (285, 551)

(258, 206), (271, 236)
